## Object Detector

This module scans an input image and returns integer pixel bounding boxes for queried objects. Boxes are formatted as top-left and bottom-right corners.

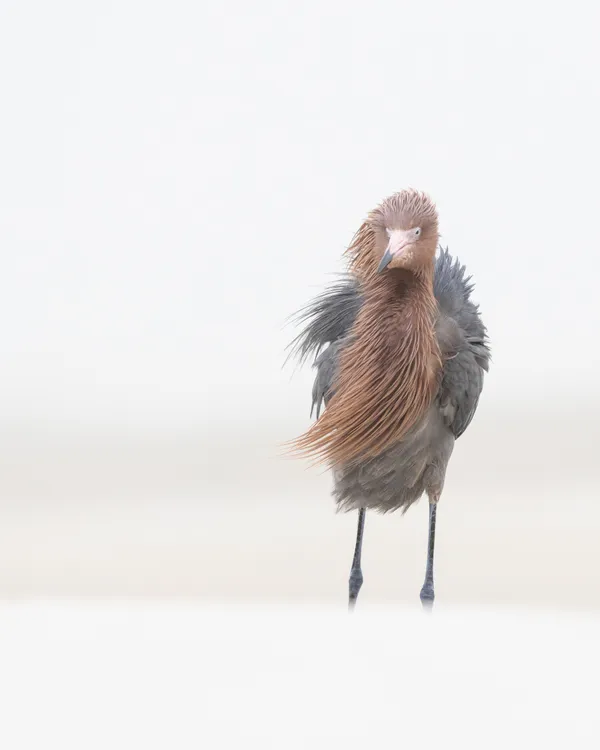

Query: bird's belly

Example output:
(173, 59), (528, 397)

(332, 410), (454, 513)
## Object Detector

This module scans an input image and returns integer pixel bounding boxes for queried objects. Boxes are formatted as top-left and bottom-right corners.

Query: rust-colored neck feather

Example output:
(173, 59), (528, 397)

(292, 267), (441, 467)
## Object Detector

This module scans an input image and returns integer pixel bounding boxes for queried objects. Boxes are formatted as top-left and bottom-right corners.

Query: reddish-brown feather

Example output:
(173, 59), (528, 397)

(288, 190), (442, 468)
(291, 271), (441, 467)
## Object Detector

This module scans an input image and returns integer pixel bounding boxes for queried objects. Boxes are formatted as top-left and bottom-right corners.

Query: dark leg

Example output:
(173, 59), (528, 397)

(348, 508), (366, 611)
(420, 501), (437, 610)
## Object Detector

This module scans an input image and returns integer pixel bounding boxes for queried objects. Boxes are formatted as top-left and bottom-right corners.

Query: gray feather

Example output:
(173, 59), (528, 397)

(310, 338), (349, 419)
(286, 275), (362, 368)
(289, 247), (490, 512)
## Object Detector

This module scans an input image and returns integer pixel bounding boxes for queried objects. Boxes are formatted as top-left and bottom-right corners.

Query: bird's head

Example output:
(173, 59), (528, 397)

(368, 190), (439, 274)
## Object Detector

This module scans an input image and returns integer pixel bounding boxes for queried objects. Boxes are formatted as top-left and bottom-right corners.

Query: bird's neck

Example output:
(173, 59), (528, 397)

(363, 266), (438, 336)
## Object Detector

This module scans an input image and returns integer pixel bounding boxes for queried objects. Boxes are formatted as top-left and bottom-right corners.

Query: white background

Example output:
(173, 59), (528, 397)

(1, 0), (600, 744)
(1, 0), (599, 426)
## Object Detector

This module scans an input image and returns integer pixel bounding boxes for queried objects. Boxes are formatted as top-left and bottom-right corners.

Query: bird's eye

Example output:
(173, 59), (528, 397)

(414, 227), (422, 237)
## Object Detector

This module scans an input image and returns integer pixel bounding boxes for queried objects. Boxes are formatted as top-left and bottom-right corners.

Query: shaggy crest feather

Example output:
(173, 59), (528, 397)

(346, 220), (377, 279)
(346, 189), (438, 280)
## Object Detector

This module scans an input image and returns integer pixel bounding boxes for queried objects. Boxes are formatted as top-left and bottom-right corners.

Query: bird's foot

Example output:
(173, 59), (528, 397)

(348, 569), (363, 611)
(419, 584), (435, 611)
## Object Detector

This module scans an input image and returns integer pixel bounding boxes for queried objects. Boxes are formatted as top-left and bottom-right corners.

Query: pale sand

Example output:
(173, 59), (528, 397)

(0, 408), (598, 610)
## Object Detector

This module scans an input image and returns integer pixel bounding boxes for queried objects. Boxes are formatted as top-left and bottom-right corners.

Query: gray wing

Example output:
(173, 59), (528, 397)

(433, 248), (490, 439)
(287, 275), (362, 418)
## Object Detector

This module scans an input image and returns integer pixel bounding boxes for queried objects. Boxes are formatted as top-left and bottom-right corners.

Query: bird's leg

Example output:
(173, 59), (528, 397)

(420, 498), (438, 610)
(348, 508), (366, 611)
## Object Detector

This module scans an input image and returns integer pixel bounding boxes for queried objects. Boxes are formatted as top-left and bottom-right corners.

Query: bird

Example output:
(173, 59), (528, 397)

(287, 189), (490, 609)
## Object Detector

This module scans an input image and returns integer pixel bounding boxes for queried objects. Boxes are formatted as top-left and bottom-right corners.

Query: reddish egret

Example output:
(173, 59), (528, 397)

(288, 190), (490, 609)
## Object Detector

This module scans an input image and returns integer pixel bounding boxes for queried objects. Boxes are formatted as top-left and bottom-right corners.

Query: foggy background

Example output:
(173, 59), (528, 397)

(4, 2), (600, 746)
(1, 0), (599, 609)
